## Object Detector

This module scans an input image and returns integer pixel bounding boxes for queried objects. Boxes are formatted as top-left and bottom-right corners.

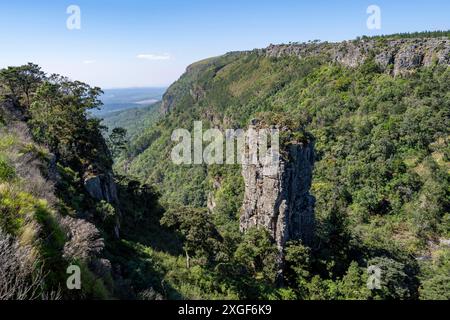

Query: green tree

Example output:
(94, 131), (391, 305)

(234, 227), (279, 283)
(367, 256), (419, 299)
(338, 261), (371, 300)
(284, 240), (312, 298)
(419, 249), (450, 300)
(161, 207), (223, 267)
(0, 63), (45, 107)
(28, 75), (106, 169)
(108, 127), (128, 158)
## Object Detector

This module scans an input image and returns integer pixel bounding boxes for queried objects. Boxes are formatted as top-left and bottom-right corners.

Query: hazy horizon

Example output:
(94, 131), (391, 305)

(1, 0), (449, 88)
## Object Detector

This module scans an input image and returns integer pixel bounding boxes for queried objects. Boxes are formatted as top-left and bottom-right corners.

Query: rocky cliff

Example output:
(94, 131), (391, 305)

(240, 125), (315, 251)
(84, 173), (119, 205)
(262, 37), (450, 75)
(1, 98), (122, 238)
(84, 172), (121, 238)
(160, 37), (449, 116)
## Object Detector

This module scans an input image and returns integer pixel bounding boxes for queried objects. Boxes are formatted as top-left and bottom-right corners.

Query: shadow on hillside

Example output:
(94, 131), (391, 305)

(116, 177), (183, 255)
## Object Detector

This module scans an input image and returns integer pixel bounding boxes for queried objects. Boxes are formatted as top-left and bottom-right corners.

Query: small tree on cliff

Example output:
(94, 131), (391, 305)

(0, 63), (45, 107)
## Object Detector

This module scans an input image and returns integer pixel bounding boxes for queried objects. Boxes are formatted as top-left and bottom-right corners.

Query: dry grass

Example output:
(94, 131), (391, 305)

(1, 119), (56, 205)
(0, 227), (44, 299)
(59, 216), (104, 262)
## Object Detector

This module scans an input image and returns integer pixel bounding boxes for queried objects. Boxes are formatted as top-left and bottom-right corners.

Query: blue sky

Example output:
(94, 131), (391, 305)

(0, 0), (448, 88)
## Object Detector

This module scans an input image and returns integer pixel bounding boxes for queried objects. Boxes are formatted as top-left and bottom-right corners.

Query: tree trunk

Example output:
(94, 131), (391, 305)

(185, 250), (190, 269)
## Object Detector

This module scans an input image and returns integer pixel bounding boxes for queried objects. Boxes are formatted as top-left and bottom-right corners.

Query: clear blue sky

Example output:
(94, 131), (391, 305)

(0, 0), (448, 88)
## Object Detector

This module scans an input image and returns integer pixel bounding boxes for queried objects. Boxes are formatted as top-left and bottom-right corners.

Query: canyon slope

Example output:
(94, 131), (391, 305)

(116, 32), (449, 299)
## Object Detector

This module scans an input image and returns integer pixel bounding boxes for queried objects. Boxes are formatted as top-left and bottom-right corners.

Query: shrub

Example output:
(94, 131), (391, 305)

(0, 155), (15, 181)
(419, 248), (450, 300)
(367, 256), (419, 299)
(59, 216), (104, 262)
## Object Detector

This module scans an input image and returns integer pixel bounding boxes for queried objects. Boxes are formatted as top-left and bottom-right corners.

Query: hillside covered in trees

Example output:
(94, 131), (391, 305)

(0, 64), (168, 299)
(0, 32), (449, 300)
(115, 34), (450, 299)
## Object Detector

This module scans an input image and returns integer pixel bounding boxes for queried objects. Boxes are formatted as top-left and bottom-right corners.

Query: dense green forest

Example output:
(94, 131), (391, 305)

(1, 33), (449, 300)
(115, 36), (450, 299)
(99, 102), (161, 140)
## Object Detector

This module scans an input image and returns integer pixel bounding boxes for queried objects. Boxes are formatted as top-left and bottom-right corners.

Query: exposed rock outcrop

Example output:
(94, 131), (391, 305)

(84, 173), (119, 205)
(161, 37), (449, 117)
(160, 92), (175, 115)
(240, 127), (315, 251)
(84, 172), (121, 238)
(263, 37), (450, 76)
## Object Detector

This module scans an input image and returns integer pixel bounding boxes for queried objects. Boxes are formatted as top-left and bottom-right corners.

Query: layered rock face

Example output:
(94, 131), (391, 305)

(240, 138), (315, 250)
(263, 38), (450, 75)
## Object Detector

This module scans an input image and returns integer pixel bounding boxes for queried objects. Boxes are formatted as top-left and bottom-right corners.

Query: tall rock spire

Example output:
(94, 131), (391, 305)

(240, 124), (315, 252)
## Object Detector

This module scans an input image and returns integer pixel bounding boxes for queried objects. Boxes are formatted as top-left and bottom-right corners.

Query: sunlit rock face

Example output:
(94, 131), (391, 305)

(264, 37), (450, 76)
(240, 128), (315, 251)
